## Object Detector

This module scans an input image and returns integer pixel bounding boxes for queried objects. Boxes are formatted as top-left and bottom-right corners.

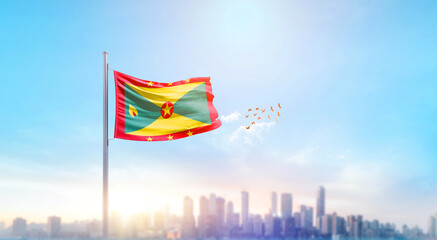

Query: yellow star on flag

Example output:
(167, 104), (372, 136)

(187, 130), (193, 136)
(168, 82), (173, 86)
(148, 81), (154, 86)
(147, 137), (153, 141)
(186, 79), (190, 83)
(167, 135), (173, 140)
(162, 103), (173, 117)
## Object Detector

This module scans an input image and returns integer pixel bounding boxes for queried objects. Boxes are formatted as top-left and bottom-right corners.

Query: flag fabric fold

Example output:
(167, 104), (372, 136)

(114, 71), (221, 141)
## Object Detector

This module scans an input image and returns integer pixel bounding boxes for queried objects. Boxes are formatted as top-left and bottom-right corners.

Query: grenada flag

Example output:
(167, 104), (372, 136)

(114, 71), (221, 141)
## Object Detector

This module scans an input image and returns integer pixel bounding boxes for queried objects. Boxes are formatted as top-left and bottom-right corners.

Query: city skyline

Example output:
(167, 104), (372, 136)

(1, 186), (430, 239)
(1, 0), (437, 235)
(0, 186), (427, 231)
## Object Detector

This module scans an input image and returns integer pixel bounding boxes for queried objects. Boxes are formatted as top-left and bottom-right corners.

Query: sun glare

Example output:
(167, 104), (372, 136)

(110, 192), (176, 218)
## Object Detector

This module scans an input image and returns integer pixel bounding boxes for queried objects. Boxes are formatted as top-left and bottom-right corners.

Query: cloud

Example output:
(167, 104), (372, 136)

(220, 111), (241, 124)
(229, 121), (276, 144)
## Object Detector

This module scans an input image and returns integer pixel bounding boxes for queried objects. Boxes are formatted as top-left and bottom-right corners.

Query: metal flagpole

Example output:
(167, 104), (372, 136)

(102, 51), (109, 238)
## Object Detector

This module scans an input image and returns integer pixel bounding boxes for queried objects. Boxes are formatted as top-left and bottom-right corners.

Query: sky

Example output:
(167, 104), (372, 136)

(1, 0), (437, 230)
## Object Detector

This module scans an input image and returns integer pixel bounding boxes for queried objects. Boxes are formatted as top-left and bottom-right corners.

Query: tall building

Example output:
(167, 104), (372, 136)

(253, 215), (263, 237)
(281, 193), (292, 219)
(321, 214), (333, 236)
(316, 186), (326, 230)
(183, 197), (194, 219)
(429, 214), (437, 238)
(346, 215), (363, 238)
(368, 219), (380, 238)
(206, 214), (217, 237)
(12, 218), (27, 237)
(232, 213), (240, 230)
(181, 196), (195, 238)
(247, 215), (255, 234)
(209, 193), (217, 214)
(332, 213), (338, 235)
(265, 213), (282, 237)
(283, 217), (296, 237)
(271, 192), (278, 216)
(225, 201), (234, 236)
(241, 191), (250, 233)
(216, 197), (226, 237)
(273, 217), (282, 237)
(347, 215), (356, 237)
(300, 205), (313, 229)
(293, 212), (302, 229)
(354, 215), (363, 239)
(332, 212), (346, 236)
(47, 216), (61, 238)
(198, 196), (209, 238)
(264, 213), (274, 237)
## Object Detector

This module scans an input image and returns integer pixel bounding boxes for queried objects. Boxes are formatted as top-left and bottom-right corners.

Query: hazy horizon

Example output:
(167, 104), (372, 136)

(1, 0), (436, 233)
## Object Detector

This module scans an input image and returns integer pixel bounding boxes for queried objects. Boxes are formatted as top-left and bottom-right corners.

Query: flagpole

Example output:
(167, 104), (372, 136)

(102, 51), (109, 238)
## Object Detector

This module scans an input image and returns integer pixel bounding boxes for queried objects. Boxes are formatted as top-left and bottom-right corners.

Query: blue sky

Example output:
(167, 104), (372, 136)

(0, 0), (436, 229)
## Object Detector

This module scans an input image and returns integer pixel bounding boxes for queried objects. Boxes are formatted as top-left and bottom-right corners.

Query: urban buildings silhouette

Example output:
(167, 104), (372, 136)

(0, 186), (431, 239)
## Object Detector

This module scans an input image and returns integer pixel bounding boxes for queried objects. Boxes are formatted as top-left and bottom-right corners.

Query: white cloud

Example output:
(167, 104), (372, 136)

(229, 121), (276, 144)
(220, 111), (241, 124)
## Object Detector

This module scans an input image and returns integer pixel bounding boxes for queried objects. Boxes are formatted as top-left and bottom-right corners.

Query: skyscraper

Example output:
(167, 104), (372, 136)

(264, 213), (274, 237)
(429, 214), (437, 238)
(316, 186), (325, 230)
(241, 191), (249, 233)
(333, 212), (347, 236)
(209, 193), (217, 214)
(232, 213), (240, 230)
(273, 217), (282, 237)
(247, 214), (255, 234)
(198, 196), (209, 238)
(216, 197), (226, 237)
(283, 216), (295, 237)
(253, 215), (263, 237)
(225, 201), (234, 236)
(183, 197), (194, 219)
(321, 214), (333, 236)
(354, 215), (363, 239)
(47, 216), (62, 238)
(281, 193), (292, 219)
(332, 212), (346, 236)
(12, 218), (26, 237)
(300, 205), (313, 229)
(332, 212), (338, 235)
(271, 192), (278, 216)
(347, 215), (356, 237)
(293, 212), (302, 229)
(181, 196), (195, 238)
(206, 214), (217, 237)
(346, 215), (363, 238)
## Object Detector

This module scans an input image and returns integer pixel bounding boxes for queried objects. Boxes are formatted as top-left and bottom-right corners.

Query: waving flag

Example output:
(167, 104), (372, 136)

(114, 71), (221, 141)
